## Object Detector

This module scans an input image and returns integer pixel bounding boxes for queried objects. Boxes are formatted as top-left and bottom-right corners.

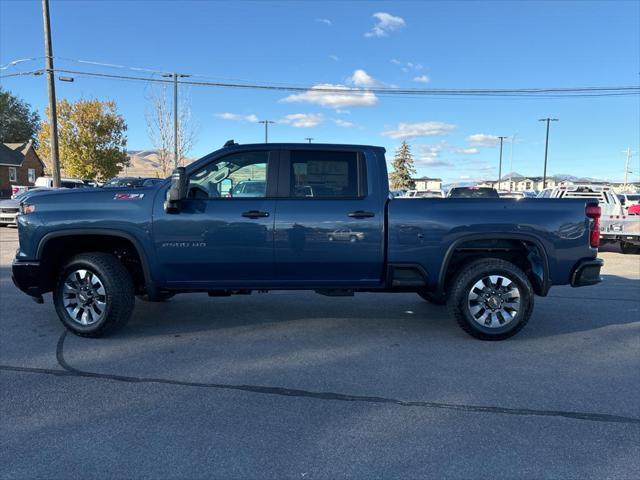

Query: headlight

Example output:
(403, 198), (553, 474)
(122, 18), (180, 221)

(20, 204), (36, 214)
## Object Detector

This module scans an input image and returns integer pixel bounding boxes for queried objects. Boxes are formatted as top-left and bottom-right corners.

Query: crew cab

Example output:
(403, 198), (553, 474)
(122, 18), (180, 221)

(12, 143), (603, 340)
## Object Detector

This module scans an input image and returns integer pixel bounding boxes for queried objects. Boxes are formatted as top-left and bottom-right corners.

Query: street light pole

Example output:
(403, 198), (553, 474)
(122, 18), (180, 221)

(41, 0), (61, 188)
(258, 120), (275, 143)
(497, 136), (507, 191)
(509, 133), (517, 191)
(539, 118), (558, 188)
(162, 72), (190, 168)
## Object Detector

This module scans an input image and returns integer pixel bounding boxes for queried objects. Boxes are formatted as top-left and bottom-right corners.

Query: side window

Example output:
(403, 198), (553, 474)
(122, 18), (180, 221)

(28, 168), (36, 183)
(289, 150), (362, 198)
(187, 151), (269, 199)
(9, 167), (17, 182)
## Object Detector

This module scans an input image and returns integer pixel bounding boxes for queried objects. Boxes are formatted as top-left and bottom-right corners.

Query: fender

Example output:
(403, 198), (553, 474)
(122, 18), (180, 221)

(437, 233), (551, 296)
(36, 228), (156, 293)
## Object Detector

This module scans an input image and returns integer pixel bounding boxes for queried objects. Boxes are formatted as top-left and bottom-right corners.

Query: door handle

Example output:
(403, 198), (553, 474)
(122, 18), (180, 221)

(242, 210), (270, 219)
(348, 211), (375, 219)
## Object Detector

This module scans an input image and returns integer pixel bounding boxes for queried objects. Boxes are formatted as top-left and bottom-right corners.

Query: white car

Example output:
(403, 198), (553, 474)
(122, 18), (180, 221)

(404, 189), (445, 198)
(34, 176), (87, 189)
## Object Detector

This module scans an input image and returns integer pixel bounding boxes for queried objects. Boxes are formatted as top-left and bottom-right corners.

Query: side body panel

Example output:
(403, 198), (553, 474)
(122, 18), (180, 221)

(387, 198), (596, 287)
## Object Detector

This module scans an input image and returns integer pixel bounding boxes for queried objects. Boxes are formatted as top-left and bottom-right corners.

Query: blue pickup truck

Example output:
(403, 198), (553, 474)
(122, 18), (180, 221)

(12, 142), (603, 340)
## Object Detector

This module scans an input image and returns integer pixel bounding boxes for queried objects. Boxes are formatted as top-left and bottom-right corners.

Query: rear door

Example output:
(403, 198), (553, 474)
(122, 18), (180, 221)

(273, 149), (385, 287)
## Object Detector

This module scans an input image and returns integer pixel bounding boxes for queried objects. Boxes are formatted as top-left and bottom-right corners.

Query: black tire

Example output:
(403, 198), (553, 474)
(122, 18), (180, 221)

(446, 258), (534, 341)
(417, 290), (447, 305)
(620, 242), (640, 255)
(53, 252), (135, 338)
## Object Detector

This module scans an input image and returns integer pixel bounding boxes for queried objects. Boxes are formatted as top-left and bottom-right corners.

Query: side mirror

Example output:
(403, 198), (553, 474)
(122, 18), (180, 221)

(164, 167), (186, 213)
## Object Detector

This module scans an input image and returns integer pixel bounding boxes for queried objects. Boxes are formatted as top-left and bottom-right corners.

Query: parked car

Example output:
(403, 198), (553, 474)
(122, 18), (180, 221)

(102, 177), (162, 188)
(447, 187), (500, 198)
(230, 180), (266, 197)
(327, 228), (365, 242)
(537, 188), (554, 198)
(617, 193), (640, 213)
(1, 188), (54, 226)
(10, 185), (40, 199)
(499, 191), (526, 199)
(404, 189), (445, 198)
(34, 176), (87, 189)
(12, 142), (603, 341)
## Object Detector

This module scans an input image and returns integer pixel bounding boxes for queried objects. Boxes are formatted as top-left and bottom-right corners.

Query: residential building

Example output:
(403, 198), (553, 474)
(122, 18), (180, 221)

(0, 141), (45, 198)
(413, 176), (442, 191)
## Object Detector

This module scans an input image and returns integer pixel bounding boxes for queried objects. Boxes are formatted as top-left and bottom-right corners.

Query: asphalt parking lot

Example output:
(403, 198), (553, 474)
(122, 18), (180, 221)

(1, 226), (639, 479)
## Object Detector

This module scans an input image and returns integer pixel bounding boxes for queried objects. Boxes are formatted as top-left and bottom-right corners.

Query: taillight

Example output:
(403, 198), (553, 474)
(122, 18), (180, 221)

(11, 186), (19, 194)
(586, 204), (601, 248)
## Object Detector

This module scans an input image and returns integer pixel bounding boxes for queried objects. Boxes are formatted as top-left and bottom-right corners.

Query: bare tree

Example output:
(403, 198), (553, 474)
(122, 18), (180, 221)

(145, 83), (197, 176)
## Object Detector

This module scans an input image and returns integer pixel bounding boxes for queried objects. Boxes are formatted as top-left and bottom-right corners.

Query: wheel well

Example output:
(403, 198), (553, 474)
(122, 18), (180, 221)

(441, 238), (547, 296)
(38, 235), (147, 294)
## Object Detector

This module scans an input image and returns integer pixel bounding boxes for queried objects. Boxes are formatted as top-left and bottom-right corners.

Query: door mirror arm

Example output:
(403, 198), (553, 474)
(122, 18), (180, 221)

(164, 167), (187, 214)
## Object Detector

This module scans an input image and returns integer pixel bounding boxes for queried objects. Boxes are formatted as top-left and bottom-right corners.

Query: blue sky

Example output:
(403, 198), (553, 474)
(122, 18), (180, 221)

(1, 0), (638, 183)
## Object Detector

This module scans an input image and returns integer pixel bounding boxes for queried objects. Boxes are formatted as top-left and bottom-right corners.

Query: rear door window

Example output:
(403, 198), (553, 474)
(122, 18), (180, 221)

(288, 151), (363, 198)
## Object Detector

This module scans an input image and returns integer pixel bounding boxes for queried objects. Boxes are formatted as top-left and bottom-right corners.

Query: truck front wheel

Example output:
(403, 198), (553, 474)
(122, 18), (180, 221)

(53, 253), (135, 337)
(447, 258), (534, 341)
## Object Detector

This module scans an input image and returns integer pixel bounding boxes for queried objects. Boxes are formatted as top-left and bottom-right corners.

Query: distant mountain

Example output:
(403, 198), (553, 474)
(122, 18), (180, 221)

(121, 150), (194, 178)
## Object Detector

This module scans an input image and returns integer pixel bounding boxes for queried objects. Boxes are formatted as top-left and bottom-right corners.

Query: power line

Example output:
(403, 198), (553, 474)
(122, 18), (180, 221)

(7, 67), (638, 98)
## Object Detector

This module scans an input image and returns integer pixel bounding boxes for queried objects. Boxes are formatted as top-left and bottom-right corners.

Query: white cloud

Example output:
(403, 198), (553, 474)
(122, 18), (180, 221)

(279, 113), (323, 128)
(329, 54), (339, 61)
(281, 83), (378, 109)
(467, 133), (503, 147)
(334, 119), (355, 128)
(453, 147), (480, 155)
(216, 112), (258, 123)
(413, 75), (430, 83)
(347, 69), (383, 88)
(316, 18), (332, 26)
(414, 142), (452, 167)
(382, 121), (456, 139)
(365, 12), (406, 38)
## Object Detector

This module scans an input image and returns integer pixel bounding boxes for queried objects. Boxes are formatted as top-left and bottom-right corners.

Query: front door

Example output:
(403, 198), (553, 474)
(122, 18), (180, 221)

(273, 149), (385, 287)
(153, 150), (277, 287)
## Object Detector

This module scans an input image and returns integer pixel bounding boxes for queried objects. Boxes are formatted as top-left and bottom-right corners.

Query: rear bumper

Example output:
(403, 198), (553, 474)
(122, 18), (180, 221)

(571, 258), (603, 287)
(12, 260), (44, 300)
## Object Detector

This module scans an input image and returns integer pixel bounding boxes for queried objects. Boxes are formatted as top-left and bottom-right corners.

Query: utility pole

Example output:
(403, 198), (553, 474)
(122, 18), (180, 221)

(497, 136), (507, 191)
(509, 133), (517, 191)
(41, 0), (61, 188)
(539, 118), (558, 188)
(162, 72), (190, 168)
(305, 137), (314, 144)
(258, 120), (275, 143)
(623, 147), (633, 189)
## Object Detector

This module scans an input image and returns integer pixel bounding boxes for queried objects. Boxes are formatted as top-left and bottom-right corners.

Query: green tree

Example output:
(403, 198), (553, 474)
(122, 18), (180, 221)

(0, 87), (40, 143)
(389, 140), (416, 190)
(38, 99), (128, 180)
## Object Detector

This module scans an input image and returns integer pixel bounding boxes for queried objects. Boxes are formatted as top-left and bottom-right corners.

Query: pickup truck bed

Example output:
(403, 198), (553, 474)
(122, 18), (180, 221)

(12, 142), (603, 340)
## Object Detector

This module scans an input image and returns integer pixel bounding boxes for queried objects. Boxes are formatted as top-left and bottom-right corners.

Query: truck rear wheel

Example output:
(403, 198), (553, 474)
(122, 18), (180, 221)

(53, 253), (135, 338)
(447, 258), (534, 341)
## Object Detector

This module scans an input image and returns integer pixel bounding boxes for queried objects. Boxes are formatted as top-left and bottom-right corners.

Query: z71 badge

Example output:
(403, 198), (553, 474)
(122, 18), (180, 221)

(114, 193), (145, 200)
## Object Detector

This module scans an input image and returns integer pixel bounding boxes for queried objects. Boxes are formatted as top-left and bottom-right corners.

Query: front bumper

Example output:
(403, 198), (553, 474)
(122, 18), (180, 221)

(12, 260), (44, 300)
(0, 211), (18, 226)
(571, 258), (604, 287)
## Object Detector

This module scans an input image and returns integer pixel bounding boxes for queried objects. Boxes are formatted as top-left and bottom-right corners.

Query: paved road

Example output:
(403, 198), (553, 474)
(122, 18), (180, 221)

(1, 227), (639, 479)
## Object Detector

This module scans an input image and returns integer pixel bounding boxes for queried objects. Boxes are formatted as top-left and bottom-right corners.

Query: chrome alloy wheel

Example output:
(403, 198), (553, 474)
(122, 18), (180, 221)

(467, 275), (520, 328)
(62, 269), (107, 326)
